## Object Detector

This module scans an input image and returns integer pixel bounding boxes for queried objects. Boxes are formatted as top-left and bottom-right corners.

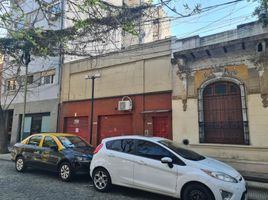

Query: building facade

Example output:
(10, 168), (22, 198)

(171, 22), (268, 173)
(59, 39), (173, 146)
(2, 0), (170, 145)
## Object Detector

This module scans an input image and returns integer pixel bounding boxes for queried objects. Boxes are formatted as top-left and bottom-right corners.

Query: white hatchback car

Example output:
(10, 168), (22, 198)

(90, 136), (247, 200)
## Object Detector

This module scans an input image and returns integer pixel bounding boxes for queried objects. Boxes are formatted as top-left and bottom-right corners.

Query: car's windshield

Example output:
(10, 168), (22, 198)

(57, 136), (89, 148)
(159, 140), (205, 161)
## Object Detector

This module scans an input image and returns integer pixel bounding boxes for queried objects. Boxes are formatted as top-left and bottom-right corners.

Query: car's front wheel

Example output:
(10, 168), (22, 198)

(15, 156), (27, 172)
(182, 183), (215, 200)
(59, 162), (73, 182)
(92, 168), (112, 192)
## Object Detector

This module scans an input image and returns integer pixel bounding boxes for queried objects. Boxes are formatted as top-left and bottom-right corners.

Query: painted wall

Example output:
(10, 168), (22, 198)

(9, 99), (59, 145)
(61, 39), (173, 102)
(60, 93), (172, 146)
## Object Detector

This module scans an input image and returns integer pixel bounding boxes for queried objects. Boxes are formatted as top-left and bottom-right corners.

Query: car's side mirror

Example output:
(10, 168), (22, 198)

(50, 145), (58, 151)
(161, 157), (173, 168)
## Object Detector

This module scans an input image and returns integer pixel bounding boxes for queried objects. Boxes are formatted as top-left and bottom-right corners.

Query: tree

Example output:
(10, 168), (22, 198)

(0, 0), (155, 153)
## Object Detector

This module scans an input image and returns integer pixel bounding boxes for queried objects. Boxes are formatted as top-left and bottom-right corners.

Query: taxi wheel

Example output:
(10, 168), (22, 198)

(92, 168), (112, 192)
(59, 162), (73, 182)
(182, 183), (215, 200)
(15, 156), (27, 172)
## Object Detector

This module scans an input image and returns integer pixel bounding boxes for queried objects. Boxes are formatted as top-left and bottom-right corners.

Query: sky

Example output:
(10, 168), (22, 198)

(0, 0), (259, 39)
(157, 0), (259, 38)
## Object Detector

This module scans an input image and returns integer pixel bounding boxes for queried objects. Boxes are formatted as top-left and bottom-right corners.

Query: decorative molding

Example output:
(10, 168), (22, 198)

(182, 99), (187, 111)
(261, 94), (268, 108)
(175, 57), (189, 112)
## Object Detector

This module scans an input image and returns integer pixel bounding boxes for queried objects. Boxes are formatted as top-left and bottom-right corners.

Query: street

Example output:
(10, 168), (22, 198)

(0, 160), (268, 200)
(0, 160), (175, 200)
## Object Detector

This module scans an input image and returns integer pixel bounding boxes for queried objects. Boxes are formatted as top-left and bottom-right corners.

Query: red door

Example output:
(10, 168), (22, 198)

(153, 117), (169, 138)
(64, 117), (89, 142)
(98, 115), (132, 143)
(203, 81), (244, 144)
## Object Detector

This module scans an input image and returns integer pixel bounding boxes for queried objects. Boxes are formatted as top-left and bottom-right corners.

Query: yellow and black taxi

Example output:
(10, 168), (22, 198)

(11, 133), (94, 181)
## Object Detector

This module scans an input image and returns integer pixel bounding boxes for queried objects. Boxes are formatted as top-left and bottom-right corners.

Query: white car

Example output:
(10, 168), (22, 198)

(90, 136), (247, 200)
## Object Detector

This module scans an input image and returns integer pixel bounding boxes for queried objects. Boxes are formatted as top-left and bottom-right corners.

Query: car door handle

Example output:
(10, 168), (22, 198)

(137, 160), (146, 165)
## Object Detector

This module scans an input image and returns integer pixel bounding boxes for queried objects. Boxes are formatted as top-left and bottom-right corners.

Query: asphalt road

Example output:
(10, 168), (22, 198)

(0, 159), (267, 200)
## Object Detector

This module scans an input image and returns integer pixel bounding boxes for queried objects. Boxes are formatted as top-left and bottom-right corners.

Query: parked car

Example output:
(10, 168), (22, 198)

(90, 136), (247, 200)
(11, 133), (94, 181)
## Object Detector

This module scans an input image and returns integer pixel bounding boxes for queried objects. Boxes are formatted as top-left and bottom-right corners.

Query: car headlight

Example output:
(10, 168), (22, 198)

(76, 156), (89, 162)
(202, 169), (238, 183)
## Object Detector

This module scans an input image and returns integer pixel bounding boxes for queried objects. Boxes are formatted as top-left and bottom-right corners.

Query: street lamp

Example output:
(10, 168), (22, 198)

(85, 73), (101, 144)
(19, 42), (31, 141)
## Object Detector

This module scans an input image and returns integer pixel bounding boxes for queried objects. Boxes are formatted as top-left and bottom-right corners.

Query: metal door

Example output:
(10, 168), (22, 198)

(98, 115), (132, 143)
(153, 117), (169, 138)
(64, 117), (89, 142)
(203, 81), (244, 144)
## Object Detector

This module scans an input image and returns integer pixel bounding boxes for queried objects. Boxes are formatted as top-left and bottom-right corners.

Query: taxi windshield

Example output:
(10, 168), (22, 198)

(57, 136), (89, 148)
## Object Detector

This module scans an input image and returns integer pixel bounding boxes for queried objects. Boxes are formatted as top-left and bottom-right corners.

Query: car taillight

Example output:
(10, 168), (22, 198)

(94, 143), (103, 154)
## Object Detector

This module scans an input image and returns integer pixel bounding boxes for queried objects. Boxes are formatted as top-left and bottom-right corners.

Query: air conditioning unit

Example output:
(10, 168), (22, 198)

(118, 100), (132, 111)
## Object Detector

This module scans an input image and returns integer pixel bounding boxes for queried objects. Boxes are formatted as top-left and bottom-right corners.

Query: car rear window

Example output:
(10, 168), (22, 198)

(159, 140), (205, 161)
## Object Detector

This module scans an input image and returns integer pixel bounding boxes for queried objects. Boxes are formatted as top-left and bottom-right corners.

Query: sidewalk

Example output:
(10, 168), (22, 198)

(0, 153), (11, 161)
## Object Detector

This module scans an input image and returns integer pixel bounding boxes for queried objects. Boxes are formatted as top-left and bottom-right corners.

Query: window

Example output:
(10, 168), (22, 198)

(6, 80), (16, 91)
(41, 69), (55, 85)
(136, 140), (179, 162)
(41, 74), (54, 85)
(106, 139), (135, 154)
(43, 136), (57, 148)
(28, 135), (42, 146)
(159, 140), (205, 161)
(215, 83), (227, 95)
(203, 86), (212, 96)
(27, 75), (33, 84)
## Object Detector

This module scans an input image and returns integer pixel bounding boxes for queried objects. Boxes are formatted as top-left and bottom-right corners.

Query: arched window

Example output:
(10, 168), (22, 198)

(198, 79), (249, 145)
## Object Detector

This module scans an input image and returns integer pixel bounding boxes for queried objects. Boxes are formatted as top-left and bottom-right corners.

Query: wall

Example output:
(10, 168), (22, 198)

(9, 99), (59, 145)
(61, 39), (173, 102)
(60, 93), (172, 146)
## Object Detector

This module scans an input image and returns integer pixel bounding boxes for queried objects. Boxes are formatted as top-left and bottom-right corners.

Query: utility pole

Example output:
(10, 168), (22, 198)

(20, 46), (31, 141)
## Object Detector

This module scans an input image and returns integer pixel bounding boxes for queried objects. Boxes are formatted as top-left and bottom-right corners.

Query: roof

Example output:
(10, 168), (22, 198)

(30, 133), (77, 137)
(101, 135), (167, 143)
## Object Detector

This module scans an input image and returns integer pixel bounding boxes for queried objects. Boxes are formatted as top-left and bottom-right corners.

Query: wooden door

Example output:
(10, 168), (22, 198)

(203, 82), (244, 144)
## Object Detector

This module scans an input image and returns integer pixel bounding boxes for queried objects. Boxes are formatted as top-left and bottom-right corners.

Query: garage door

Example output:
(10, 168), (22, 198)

(64, 117), (89, 142)
(99, 115), (132, 143)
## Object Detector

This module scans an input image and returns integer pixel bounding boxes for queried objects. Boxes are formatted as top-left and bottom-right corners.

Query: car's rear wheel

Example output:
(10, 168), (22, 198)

(182, 183), (215, 200)
(92, 168), (111, 192)
(59, 162), (73, 182)
(15, 156), (27, 172)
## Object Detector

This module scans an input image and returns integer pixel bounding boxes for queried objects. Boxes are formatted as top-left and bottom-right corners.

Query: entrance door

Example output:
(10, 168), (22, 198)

(203, 81), (244, 144)
(153, 117), (169, 138)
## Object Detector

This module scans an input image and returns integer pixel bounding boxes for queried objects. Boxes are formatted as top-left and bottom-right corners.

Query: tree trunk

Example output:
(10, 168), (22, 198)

(0, 106), (9, 154)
